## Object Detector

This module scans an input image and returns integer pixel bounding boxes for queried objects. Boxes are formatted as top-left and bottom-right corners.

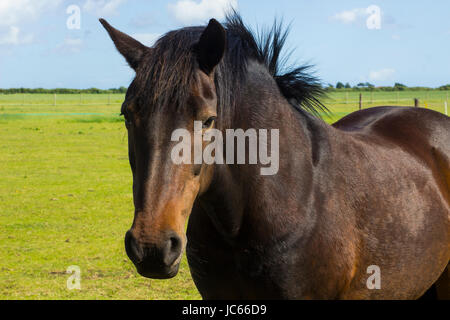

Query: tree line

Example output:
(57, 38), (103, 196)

(0, 87), (128, 94)
(325, 83), (450, 92)
(0, 84), (449, 94)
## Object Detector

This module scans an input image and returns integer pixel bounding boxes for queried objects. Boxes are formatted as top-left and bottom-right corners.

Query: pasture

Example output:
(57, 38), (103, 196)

(0, 92), (448, 299)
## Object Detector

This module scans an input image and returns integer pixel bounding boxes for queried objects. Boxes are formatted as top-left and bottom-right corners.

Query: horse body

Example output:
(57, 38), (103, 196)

(101, 13), (449, 299)
(187, 68), (450, 298)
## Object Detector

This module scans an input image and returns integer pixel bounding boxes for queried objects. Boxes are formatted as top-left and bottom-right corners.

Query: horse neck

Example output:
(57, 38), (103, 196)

(203, 60), (331, 245)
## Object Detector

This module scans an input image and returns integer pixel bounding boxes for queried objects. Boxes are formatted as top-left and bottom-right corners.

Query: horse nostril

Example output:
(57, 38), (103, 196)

(170, 236), (181, 252)
(163, 233), (182, 267)
(125, 231), (144, 264)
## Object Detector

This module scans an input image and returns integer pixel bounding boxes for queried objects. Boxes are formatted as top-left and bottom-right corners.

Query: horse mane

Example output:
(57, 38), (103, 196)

(224, 12), (328, 117)
(131, 12), (327, 118)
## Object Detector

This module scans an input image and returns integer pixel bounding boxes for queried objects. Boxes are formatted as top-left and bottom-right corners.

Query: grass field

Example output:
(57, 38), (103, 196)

(0, 92), (448, 299)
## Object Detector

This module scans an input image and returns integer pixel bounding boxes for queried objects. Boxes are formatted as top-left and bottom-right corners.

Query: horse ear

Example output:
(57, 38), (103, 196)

(99, 18), (148, 71)
(196, 19), (226, 75)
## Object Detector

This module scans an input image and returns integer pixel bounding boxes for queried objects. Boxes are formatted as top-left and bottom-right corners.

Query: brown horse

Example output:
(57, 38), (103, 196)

(100, 13), (449, 299)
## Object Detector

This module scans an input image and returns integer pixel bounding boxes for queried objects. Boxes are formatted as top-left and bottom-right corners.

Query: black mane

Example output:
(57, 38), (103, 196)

(129, 12), (327, 118)
(224, 13), (327, 116)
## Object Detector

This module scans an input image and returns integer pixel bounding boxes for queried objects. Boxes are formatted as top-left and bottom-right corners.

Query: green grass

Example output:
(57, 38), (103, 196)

(0, 107), (199, 300)
(0, 93), (448, 300)
(320, 90), (448, 122)
(0, 93), (125, 106)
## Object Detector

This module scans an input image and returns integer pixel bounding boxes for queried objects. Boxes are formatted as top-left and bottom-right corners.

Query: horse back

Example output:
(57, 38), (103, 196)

(334, 106), (450, 202)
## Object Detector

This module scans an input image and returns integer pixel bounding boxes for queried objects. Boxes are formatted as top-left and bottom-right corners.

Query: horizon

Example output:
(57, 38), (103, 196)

(0, 1), (449, 89)
(1, 83), (450, 91)
(1, 84), (450, 90)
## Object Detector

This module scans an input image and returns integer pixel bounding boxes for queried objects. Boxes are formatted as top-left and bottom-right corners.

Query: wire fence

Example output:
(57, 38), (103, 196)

(322, 90), (449, 103)
(0, 93), (124, 106)
(0, 92), (448, 116)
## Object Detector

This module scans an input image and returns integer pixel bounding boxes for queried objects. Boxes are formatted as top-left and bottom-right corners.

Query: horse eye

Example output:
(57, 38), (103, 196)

(203, 116), (216, 129)
(121, 112), (131, 129)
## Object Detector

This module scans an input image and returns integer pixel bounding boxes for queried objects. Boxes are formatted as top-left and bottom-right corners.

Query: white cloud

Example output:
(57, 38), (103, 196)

(168, 0), (237, 25)
(333, 8), (367, 24)
(0, 26), (33, 45)
(0, 0), (60, 45)
(83, 0), (127, 17)
(56, 37), (83, 54)
(369, 68), (396, 81)
(131, 33), (161, 47)
(333, 7), (382, 27)
(0, 0), (61, 26)
(64, 38), (83, 46)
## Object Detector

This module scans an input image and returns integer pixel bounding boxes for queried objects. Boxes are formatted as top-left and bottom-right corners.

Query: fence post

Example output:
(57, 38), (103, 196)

(414, 98), (419, 107)
(54, 93), (56, 106)
(397, 92), (399, 103)
(359, 93), (362, 110)
(346, 92), (348, 104)
(80, 93), (82, 105)
(444, 91), (448, 113)
(445, 101), (448, 116)
(108, 93), (111, 105)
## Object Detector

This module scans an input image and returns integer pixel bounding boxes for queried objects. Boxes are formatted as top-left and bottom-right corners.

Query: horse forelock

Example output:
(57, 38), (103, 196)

(129, 12), (326, 119)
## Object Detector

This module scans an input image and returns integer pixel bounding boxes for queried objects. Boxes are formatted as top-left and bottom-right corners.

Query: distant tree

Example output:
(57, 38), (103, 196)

(336, 82), (345, 89)
(345, 83), (351, 89)
(394, 83), (407, 91)
(356, 82), (375, 89)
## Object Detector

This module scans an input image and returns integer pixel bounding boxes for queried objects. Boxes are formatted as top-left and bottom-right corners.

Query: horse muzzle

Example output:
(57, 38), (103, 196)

(124, 230), (182, 279)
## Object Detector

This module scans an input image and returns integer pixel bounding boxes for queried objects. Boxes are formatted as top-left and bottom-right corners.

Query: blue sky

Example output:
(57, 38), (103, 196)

(0, 0), (449, 89)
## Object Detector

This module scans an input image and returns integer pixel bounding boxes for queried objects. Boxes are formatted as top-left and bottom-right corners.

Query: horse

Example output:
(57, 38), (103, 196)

(100, 13), (449, 299)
